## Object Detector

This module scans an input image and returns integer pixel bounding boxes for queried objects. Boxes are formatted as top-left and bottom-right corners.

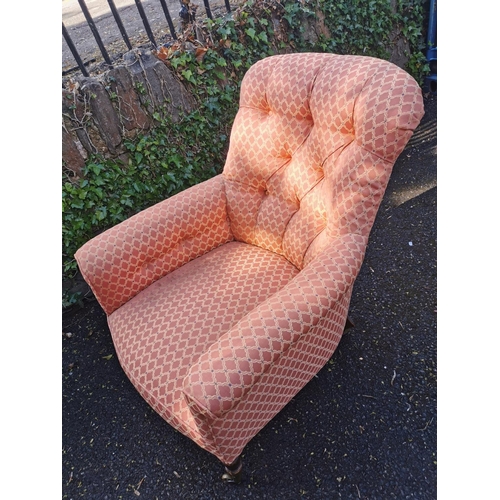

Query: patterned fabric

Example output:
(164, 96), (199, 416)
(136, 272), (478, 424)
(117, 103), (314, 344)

(75, 175), (232, 315)
(223, 53), (423, 269)
(75, 53), (424, 465)
(109, 241), (299, 458)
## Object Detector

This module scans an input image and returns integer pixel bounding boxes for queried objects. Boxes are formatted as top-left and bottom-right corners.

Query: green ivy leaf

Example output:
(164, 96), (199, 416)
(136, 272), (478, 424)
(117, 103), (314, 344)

(258, 31), (268, 43)
(71, 200), (84, 209)
(182, 69), (195, 83)
(95, 207), (107, 221)
(245, 27), (256, 39)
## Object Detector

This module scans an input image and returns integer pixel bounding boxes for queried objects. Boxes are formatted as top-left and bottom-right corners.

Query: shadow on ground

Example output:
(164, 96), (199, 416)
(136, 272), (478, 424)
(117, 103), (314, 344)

(62, 94), (437, 499)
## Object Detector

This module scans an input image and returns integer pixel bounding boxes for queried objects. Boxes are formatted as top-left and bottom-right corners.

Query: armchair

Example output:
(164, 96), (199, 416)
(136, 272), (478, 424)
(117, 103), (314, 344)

(75, 52), (424, 482)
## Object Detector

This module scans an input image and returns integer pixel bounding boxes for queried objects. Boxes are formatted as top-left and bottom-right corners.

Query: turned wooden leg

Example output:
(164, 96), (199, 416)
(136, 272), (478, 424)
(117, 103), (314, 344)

(221, 456), (242, 484)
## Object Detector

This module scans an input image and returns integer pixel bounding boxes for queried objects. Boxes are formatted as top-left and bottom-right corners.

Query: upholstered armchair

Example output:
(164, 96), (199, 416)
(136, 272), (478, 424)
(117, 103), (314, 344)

(75, 53), (424, 482)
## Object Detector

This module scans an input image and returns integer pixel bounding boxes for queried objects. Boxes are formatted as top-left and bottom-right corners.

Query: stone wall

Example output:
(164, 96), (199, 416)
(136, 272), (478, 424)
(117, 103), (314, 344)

(62, 48), (195, 176)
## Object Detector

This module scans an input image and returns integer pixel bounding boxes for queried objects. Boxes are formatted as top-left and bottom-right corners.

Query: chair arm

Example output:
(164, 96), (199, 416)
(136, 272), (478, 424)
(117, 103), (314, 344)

(182, 232), (367, 419)
(75, 175), (233, 315)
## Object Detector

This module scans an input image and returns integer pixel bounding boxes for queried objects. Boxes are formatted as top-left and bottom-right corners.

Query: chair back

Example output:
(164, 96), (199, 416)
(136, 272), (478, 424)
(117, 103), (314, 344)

(222, 53), (424, 269)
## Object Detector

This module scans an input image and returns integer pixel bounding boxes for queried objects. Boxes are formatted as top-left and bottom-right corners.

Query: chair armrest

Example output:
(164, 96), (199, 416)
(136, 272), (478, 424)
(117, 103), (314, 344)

(182, 232), (367, 419)
(75, 175), (233, 315)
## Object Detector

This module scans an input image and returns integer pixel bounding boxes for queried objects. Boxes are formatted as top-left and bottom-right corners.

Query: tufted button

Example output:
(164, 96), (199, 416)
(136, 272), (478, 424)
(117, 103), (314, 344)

(314, 165), (325, 176)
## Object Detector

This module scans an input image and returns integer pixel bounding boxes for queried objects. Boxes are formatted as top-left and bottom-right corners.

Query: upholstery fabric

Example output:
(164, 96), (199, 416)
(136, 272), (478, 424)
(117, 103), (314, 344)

(75, 53), (424, 466)
(108, 241), (299, 458)
(75, 175), (232, 315)
(223, 53), (423, 270)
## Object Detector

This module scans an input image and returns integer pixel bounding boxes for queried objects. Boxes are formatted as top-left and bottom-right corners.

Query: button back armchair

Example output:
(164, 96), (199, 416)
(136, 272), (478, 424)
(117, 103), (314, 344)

(75, 52), (424, 482)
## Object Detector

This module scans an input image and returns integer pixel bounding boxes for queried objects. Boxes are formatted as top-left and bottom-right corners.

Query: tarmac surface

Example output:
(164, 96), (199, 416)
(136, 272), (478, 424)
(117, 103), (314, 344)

(62, 93), (437, 499)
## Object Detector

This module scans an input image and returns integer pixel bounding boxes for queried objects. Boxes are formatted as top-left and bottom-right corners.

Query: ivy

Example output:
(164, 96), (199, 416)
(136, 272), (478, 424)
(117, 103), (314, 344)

(394, 0), (429, 78)
(289, 0), (429, 83)
(318, 0), (393, 58)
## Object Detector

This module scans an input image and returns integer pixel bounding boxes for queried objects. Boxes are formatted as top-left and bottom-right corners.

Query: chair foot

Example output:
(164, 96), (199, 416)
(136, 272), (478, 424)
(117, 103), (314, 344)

(344, 315), (355, 332)
(221, 456), (242, 484)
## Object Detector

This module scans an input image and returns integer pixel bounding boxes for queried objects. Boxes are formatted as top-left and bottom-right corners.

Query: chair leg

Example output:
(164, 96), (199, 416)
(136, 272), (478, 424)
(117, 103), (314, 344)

(221, 456), (242, 484)
(344, 315), (355, 332)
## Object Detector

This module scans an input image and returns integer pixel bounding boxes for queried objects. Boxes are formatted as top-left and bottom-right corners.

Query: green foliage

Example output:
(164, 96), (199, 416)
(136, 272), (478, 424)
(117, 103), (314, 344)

(62, 290), (84, 309)
(291, 0), (429, 83)
(395, 0), (430, 79)
(318, 0), (394, 59)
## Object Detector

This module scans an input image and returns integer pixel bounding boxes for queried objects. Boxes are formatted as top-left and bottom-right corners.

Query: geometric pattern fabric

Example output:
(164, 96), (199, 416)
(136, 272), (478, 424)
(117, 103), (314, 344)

(108, 241), (299, 458)
(224, 53), (424, 270)
(75, 174), (232, 315)
(75, 53), (424, 465)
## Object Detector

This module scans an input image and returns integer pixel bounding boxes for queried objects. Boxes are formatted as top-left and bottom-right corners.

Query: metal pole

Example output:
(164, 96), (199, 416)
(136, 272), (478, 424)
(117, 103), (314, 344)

(77, 0), (113, 66)
(202, 0), (212, 19)
(134, 0), (157, 48)
(107, 0), (132, 50)
(62, 23), (90, 77)
(224, 0), (231, 13)
(158, 0), (178, 40)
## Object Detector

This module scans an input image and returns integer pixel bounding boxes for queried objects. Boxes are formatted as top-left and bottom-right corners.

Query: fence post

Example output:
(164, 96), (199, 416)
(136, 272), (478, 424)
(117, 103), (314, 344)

(134, 0), (157, 48)
(62, 23), (90, 77)
(202, 0), (213, 19)
(77, 0), (113, 66)
(158, 0), (178, 40)
(107, 0), (133, 50)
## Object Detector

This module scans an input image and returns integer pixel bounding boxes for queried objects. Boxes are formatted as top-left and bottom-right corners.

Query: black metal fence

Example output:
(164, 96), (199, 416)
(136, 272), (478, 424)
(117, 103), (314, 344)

(62, 0), (232, 77)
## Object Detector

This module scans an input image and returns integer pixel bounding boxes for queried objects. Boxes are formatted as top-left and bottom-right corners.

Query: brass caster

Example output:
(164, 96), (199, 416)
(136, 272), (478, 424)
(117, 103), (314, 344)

(221, 456), (242, 484)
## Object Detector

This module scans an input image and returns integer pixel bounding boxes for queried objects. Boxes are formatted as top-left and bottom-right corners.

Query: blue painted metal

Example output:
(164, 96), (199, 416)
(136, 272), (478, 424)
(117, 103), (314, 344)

(424, 0), (437, 93)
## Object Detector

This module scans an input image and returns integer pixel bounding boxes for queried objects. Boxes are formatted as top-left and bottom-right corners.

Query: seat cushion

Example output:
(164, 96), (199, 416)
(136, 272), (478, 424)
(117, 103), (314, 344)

(108, 241), (299, 448)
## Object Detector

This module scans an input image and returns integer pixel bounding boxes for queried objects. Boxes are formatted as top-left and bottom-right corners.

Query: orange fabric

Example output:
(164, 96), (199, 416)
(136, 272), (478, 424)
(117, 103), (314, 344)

(75, 175), (232, 314)
(74, 53), (424, 465)
(204, 290), (353, 464)
(223, 53), (423, 268)
(108, 241), (299, 458)
(183, 233), (366, 420)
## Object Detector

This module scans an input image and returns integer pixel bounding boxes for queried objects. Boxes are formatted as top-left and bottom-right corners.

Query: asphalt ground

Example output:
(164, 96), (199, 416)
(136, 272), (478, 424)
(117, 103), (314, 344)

(62, 93), (437, 500)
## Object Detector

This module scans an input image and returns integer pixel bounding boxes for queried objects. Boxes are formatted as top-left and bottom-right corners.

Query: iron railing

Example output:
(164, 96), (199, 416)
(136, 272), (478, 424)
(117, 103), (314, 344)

(63, 0), (232, 76)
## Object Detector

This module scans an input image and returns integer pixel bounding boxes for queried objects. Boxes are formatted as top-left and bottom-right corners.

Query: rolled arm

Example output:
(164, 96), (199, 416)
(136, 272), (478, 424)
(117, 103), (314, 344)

(182, 232), (367, 419)
(75, 175), (233, 315)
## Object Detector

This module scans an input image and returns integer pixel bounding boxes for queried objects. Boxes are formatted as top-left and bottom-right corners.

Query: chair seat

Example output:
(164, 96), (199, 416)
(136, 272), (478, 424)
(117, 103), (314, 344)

(108, 241), (299, 446)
